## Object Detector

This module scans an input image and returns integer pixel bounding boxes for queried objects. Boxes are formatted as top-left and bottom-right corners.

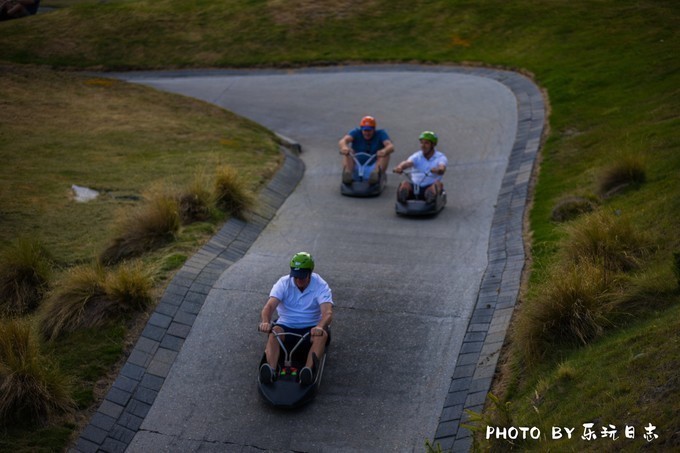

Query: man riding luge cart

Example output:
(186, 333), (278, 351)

(338, 115), (394, 197)
(257, 252), (333, 408)
(393, 131), (448, 216)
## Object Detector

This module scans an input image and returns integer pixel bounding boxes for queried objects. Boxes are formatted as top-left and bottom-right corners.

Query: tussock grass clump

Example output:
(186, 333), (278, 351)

(100, 193), (180, 265)
(597, 153), (646, 198)
(179, 174), (214, 224)
(560, 210), (653, 272)
(550, 196), (597, 223)
(0, 320), (74, 426)
(0, 238), (53, 317)
(513, 262), (621, 362)
(39, 262), (152, 341)
(214, 166), (255, 220)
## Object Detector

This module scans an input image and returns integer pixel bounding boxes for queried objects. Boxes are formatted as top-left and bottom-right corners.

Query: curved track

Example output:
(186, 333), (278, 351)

(75, 65), (544, 453)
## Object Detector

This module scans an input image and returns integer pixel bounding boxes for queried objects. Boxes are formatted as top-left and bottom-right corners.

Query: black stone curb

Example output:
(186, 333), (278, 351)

(72, 138), (304, 453)
(432, 71), (545, 452)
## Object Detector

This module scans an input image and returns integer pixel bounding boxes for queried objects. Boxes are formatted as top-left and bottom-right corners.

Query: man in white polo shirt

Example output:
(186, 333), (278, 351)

(258, 252), (333, 385)
(393, 131), (448, 203)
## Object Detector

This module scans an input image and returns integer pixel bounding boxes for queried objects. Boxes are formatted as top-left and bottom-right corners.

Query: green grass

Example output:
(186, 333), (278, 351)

(0, 0), (678, 450)
(500, 302), (680, 452)
(0, 65), (281, 264)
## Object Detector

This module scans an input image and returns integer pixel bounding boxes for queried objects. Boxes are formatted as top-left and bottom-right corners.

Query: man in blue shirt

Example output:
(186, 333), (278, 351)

(258, 252), (333, 385)
(338, 115), (395, 185)
(393, 131), (448, 203)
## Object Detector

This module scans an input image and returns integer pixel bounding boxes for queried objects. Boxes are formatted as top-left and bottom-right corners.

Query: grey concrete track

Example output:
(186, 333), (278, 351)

(74, 65), (544, 452)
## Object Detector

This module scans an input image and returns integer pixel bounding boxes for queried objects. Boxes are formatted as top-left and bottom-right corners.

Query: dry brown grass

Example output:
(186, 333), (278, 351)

(266, 0), (378, 27)
(39, 261), (152, 341)
(0, 320), (74, 426)
(214, 166), (255, 220)
(178, 173), (215, 224)
(550, 195), (597, 222)
(560, 209), (654, 272)
(512, 261), (622, 363)
(100, 192), (180, 265)
(597, 152), (646, 197)
(0, 238), (54, 317)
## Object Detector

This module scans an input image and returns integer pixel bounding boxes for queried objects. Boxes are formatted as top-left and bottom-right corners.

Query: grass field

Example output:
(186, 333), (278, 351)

(1, 0), (678, 451)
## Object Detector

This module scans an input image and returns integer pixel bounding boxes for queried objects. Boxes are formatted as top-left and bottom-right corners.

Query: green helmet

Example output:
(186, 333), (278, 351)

(419, 131), (438, 146)
(290, 252), (314, 278)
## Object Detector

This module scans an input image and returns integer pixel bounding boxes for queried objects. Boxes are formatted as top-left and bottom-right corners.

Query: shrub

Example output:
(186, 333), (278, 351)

(100, 193), (180, 265)
(550, 196), (597, 223)
(0, 238), (53, 317)
(560, 210), (653, 272)
(103, 261), (153, 313)
(39, 262), (152, 341)
(0, 320), (74, 426)
(179, 174), (214, 224)
(512, 261), (622, 362)
(612, 260), (679, 317)
(597, 152), (646, 197)
(214, 166), (255, 220)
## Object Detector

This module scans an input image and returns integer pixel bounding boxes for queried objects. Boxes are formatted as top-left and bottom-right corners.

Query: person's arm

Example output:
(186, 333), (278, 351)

(393, 159), (414, 174)
(377, 138), (395, 158)
(339, 134), (353, 155)
(312, 302), (333, 336)
(258, 297), (280, 332)
(431, 163), (446, 175)
(431, 155), (448, 175)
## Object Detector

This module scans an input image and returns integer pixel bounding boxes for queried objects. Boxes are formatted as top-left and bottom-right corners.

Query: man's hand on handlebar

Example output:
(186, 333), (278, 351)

(311, 326), (325, 336)
(258, 322), (271, 333)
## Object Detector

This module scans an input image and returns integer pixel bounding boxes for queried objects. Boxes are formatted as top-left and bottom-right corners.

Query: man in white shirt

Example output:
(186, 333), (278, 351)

(258, 252), (333, 385)
(393, 131), (448, 203)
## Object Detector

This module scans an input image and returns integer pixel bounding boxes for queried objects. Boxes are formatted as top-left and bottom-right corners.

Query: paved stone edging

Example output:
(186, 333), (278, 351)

(432, 70), (545, 452)
(73, 139), (304, 453)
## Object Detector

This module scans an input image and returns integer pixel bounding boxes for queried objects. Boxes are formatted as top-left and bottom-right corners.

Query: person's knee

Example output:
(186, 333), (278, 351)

(398, 181), (411, 191)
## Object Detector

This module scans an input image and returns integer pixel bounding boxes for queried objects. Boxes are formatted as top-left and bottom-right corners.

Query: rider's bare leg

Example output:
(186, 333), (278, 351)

(343, 154), (355, 173)
(265, 325), (284, 369)
(306, 330), (328, 369)
(425, 181), (443, 202)
(377, 155), (390, 174)
(398, 181), (413, 202)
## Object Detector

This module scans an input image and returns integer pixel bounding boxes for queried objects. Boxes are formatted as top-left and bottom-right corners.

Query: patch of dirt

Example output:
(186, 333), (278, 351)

(267, 0), (378, 27)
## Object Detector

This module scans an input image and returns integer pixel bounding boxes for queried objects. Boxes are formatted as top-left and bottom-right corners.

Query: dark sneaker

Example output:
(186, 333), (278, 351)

(300, 366), (314, 385)
(259, 363), (275, 384)
(342, 170), (353, 185)
(368, 168), (380, 185)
